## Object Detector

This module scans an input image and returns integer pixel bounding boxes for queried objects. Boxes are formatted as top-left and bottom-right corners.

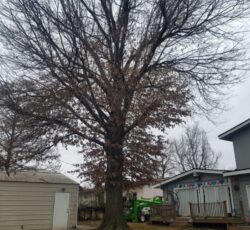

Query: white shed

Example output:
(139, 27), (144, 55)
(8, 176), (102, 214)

(0, 170), (79, 230)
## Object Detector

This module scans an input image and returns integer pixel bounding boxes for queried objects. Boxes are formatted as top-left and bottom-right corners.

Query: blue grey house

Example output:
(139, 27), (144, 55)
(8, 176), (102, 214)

(219, 119), (250, 222)
(154, 119), (250, 223)
(154, 169), (232, 217)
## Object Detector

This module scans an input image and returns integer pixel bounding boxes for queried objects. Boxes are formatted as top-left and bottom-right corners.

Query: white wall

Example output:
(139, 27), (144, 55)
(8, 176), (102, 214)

(124, 184), (163, 199)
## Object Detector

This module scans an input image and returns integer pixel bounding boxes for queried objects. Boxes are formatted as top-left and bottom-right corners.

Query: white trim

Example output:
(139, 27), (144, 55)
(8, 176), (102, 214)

(223, 169), (250, 177)
(153, 169), (225, 188)
(228, 177), (235, 215)
(68, 193), (71, 229)
(246, 185), (250, 210)
(218, 119), (250, 141)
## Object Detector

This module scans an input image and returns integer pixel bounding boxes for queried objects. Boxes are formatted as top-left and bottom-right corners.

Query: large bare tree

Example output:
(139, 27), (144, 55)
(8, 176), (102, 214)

(171, 123), (221, 173)
(0, 0), (248, 229)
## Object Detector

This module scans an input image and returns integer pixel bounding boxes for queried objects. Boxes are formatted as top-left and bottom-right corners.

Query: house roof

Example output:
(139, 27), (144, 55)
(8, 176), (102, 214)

(223, 168), (250, 177)
(218, 118), (250, 141)
(153, 169), (226, 188)
(0, 170), (78, 185)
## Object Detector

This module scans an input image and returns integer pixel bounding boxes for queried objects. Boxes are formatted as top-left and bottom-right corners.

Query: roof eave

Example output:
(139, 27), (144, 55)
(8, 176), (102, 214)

(152, 169), (225, 188)
(218, 119), (250, 142)
(223, 169), (250, 177)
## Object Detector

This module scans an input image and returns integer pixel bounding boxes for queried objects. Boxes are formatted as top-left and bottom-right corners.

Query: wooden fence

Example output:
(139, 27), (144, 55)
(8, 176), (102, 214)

(189, 201), (245, 224)
(190, 201), (227, 218)
(78, 206), (105, 221)
(150, 205), (176, 223)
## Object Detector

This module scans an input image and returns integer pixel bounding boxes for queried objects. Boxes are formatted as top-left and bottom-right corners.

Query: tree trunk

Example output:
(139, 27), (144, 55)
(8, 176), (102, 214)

(98, 140), (129, 230)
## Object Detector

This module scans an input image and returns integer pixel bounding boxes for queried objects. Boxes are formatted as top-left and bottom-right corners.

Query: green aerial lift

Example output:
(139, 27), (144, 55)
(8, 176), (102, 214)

(124, 195), (164, 222)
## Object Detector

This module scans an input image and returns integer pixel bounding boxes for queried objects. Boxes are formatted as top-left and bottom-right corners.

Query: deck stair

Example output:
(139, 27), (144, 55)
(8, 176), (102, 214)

(239, 226), (250, 230)
(170, 217), (191, 227)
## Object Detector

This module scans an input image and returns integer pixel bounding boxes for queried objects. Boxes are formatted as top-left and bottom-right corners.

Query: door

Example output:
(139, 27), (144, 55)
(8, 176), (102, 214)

(52, 193), (70, 230)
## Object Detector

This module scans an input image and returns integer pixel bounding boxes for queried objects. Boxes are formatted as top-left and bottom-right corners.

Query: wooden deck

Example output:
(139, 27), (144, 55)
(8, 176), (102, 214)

(190, 201), (245, 225)
(192, 217), (244, 224)
(149, 201), (245, 226)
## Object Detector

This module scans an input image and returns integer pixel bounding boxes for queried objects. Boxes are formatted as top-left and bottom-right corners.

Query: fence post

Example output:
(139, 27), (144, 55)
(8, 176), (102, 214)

(172, 204), (176, 219)
(240, 200), (245, 221)
(223, 201), (228, 219)
(189, 203), (193, 218)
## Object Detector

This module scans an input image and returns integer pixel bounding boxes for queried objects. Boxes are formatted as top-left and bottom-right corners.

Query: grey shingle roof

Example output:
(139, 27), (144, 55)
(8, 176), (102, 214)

(0, 170), (78, 185)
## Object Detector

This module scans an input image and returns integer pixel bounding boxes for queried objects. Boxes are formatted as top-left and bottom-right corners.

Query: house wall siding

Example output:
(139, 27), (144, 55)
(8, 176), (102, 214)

(161, 173), (224, 202)
(134, 185), (163, 199)
(161, 173), (224, 208)
(123, 185), (163, 199)
(160, 172), (231, 217)
(162, 173), (224, 187)
(0, 181), (78, 230)
(232, 128), (250, 170)
(230, 175), (250, 221)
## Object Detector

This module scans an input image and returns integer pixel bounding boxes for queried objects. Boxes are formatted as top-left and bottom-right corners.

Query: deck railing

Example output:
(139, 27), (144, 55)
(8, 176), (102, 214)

(150, 204), (176, 223)
(190, 201), (227, 218)
(189, 201), (245, 224)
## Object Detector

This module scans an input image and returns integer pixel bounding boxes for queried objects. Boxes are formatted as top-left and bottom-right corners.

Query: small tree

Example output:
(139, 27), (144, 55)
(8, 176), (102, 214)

(0, 1), (247, 229)
(171, 123), (221, 173)
(154, 136), (175, 179)
(0, 108), (60, 175)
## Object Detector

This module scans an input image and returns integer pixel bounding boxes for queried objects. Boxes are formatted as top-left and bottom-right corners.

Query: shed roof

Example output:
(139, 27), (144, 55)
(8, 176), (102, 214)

(0, 170), (78, 185)
(218, 118), (250, 141)
(153, 169), (226, 188)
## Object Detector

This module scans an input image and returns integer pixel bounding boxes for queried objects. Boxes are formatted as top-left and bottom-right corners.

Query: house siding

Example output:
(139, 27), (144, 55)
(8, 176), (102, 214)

(161, 173), (224, 202)
(230, 174), (250, 221)
(124, 185), (163, 199)
(0, 181), (78, 230)
(232, 128), (250, 170)
(160, 172), (231, 217)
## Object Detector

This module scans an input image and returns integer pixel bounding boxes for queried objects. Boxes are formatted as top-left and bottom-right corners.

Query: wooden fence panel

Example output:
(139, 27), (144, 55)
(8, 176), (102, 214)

(150, 205), (176, 223)
(190, 201), (227, 218)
